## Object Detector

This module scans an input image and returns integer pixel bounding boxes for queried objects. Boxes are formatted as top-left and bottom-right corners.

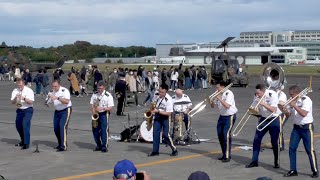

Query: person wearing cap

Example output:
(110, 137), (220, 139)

(148, 83), (178, 157)
(115, 73), (127, 116)
(90, 81), (114, 153)
(210, 80), (237, 162)
(47, 80), (72, 152)
(171, 88), (192, 142)
(187, 171), (210, 180)
(113, 159), (150, 180)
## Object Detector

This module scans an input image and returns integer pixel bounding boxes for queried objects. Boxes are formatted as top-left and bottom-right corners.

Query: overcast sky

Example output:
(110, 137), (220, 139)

(0, 0), (319, 47)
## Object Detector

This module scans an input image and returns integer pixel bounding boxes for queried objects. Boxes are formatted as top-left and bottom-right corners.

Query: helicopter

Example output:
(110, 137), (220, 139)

(210, 37), (249, 87)
(0, 47), (67, 72)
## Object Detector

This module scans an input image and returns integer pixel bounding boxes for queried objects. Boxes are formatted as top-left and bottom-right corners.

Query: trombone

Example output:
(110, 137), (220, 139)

(188, 83), (233, 117)
(232, 85), (271, 136)
(232, 62), (286, 136)
(257, 76), (313, 131)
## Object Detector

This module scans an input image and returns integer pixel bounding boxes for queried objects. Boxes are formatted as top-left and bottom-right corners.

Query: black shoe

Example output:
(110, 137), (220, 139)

(54, 146), (60, 149)
(245, 162), (258, 168)
(311, 172), (319, 178)
(218, 156), (224, 160)
(117, 114), (126, 116)
(274, 163), (280, 169)
(21, 144), (29, 150)
(170, 150), (178, 156)
(101, 149), (108, 153)
(280, 147), (285, 151)
(221, 158), (231, 163)
(56, 148), (66, 152)
(284, 170), (298, 177)
(148, 152), (159, 157)
(93, 147), (102, 151)
(15, 142), (23, 147)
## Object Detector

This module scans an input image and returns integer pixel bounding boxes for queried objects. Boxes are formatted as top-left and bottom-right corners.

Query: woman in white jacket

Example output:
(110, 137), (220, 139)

(170, 68), (179, 91)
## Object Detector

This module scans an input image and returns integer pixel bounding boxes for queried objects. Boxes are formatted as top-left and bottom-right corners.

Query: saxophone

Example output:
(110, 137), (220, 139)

(91, 98), (100, 128)
(144, 101), (156, 131)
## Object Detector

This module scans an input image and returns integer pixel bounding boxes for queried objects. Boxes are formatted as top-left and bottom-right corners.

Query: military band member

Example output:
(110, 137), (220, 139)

(49, 80), (72, 152)
(283, 85), (318, 178)
(148, 84), (178, 157)
(115, 73), (126, 116)
(246, 84), (281, 168)
(90, 81), (114, 153)
(210, 81), (237, 162)
(11, 78), (34, 150)
(172, 89), (192, 132)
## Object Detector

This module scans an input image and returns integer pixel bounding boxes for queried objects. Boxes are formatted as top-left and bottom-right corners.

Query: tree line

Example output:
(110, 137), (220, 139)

(0, 41), (156, 62)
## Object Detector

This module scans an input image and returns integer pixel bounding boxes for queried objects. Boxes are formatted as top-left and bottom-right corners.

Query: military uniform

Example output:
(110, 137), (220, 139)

(213, 89), (237, 161)
(149, 93), (177, 156)
(11, 86), (34, 149)
(172, 94), (192, 133)
(285, 95), (318, 177)
(247, 89), (281, 168)
(49, 86), (72, 151)
(90, 90), (114, 152)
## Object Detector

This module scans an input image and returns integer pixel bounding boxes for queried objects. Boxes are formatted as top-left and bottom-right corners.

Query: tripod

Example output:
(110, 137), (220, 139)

(181, 117), (201, 144)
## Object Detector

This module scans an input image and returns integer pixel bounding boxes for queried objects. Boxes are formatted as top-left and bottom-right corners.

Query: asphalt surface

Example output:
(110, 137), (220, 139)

(0, 75), (319, 180)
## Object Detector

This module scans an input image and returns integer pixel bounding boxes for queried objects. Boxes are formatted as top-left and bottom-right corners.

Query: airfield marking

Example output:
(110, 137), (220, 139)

(52, 134), (320, 180)
(51, 149), (240, 180)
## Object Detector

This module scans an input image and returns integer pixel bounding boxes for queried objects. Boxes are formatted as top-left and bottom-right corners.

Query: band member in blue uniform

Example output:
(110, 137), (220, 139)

(210, 81), (237, 162)
(115, 73), (126, 116)
(246, 84), (281, 168)
(11, 78), (34, 150)
(148, 84), (178, 157)
(90, 81), (114, 153)
(283, 85), (318, 178)
(49, 80), (72, 152)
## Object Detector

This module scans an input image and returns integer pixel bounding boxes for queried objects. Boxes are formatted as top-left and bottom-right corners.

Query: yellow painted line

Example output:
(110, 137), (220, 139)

(52, 134), (320, 180)
(52, 148), (240, 180)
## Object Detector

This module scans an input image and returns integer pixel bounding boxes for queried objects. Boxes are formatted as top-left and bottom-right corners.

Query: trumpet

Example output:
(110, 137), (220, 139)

(45, 91), (53, 107)
(16, 90), (22, 108)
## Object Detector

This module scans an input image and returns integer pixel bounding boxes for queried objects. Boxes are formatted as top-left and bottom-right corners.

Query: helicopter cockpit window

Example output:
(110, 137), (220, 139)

(215, 60), (225, 73)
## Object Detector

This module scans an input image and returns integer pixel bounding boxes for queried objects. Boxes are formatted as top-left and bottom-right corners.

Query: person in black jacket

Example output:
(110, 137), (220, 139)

(115, 73), (127, 116)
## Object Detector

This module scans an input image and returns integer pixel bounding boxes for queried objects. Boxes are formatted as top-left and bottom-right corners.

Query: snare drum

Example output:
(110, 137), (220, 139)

(140, 120), (153, 142)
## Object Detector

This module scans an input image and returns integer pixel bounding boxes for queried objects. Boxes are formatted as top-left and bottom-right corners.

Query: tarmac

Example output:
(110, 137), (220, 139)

(0, 75), (319, 180)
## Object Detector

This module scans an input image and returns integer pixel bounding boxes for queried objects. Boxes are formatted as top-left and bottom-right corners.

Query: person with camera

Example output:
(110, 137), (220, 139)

(113, 159), (151, 180)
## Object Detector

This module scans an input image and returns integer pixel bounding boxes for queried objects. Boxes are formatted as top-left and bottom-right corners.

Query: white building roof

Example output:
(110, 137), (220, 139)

(187, 46), (303, 53)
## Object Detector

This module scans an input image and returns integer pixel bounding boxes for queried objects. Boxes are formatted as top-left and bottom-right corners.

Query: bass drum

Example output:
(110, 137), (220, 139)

(140, 120), (153, 142)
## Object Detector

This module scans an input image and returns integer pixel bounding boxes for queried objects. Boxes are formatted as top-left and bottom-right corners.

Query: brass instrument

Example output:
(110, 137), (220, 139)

(144, 101), (156, 131)
(172, 113), (185, 141)
(45, 91), (54, 107)
(208, 83), (233, 104)
(233, 62), (285, 136)
(16, 90), (22, 108)
(91, 98), (100, 128)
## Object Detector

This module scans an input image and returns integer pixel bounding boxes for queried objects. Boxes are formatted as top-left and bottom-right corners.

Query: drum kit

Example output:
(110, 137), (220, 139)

(120, 106), (201, 145)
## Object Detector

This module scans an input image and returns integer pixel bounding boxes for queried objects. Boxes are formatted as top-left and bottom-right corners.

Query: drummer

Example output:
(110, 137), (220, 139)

(172, 89), (192, 132)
